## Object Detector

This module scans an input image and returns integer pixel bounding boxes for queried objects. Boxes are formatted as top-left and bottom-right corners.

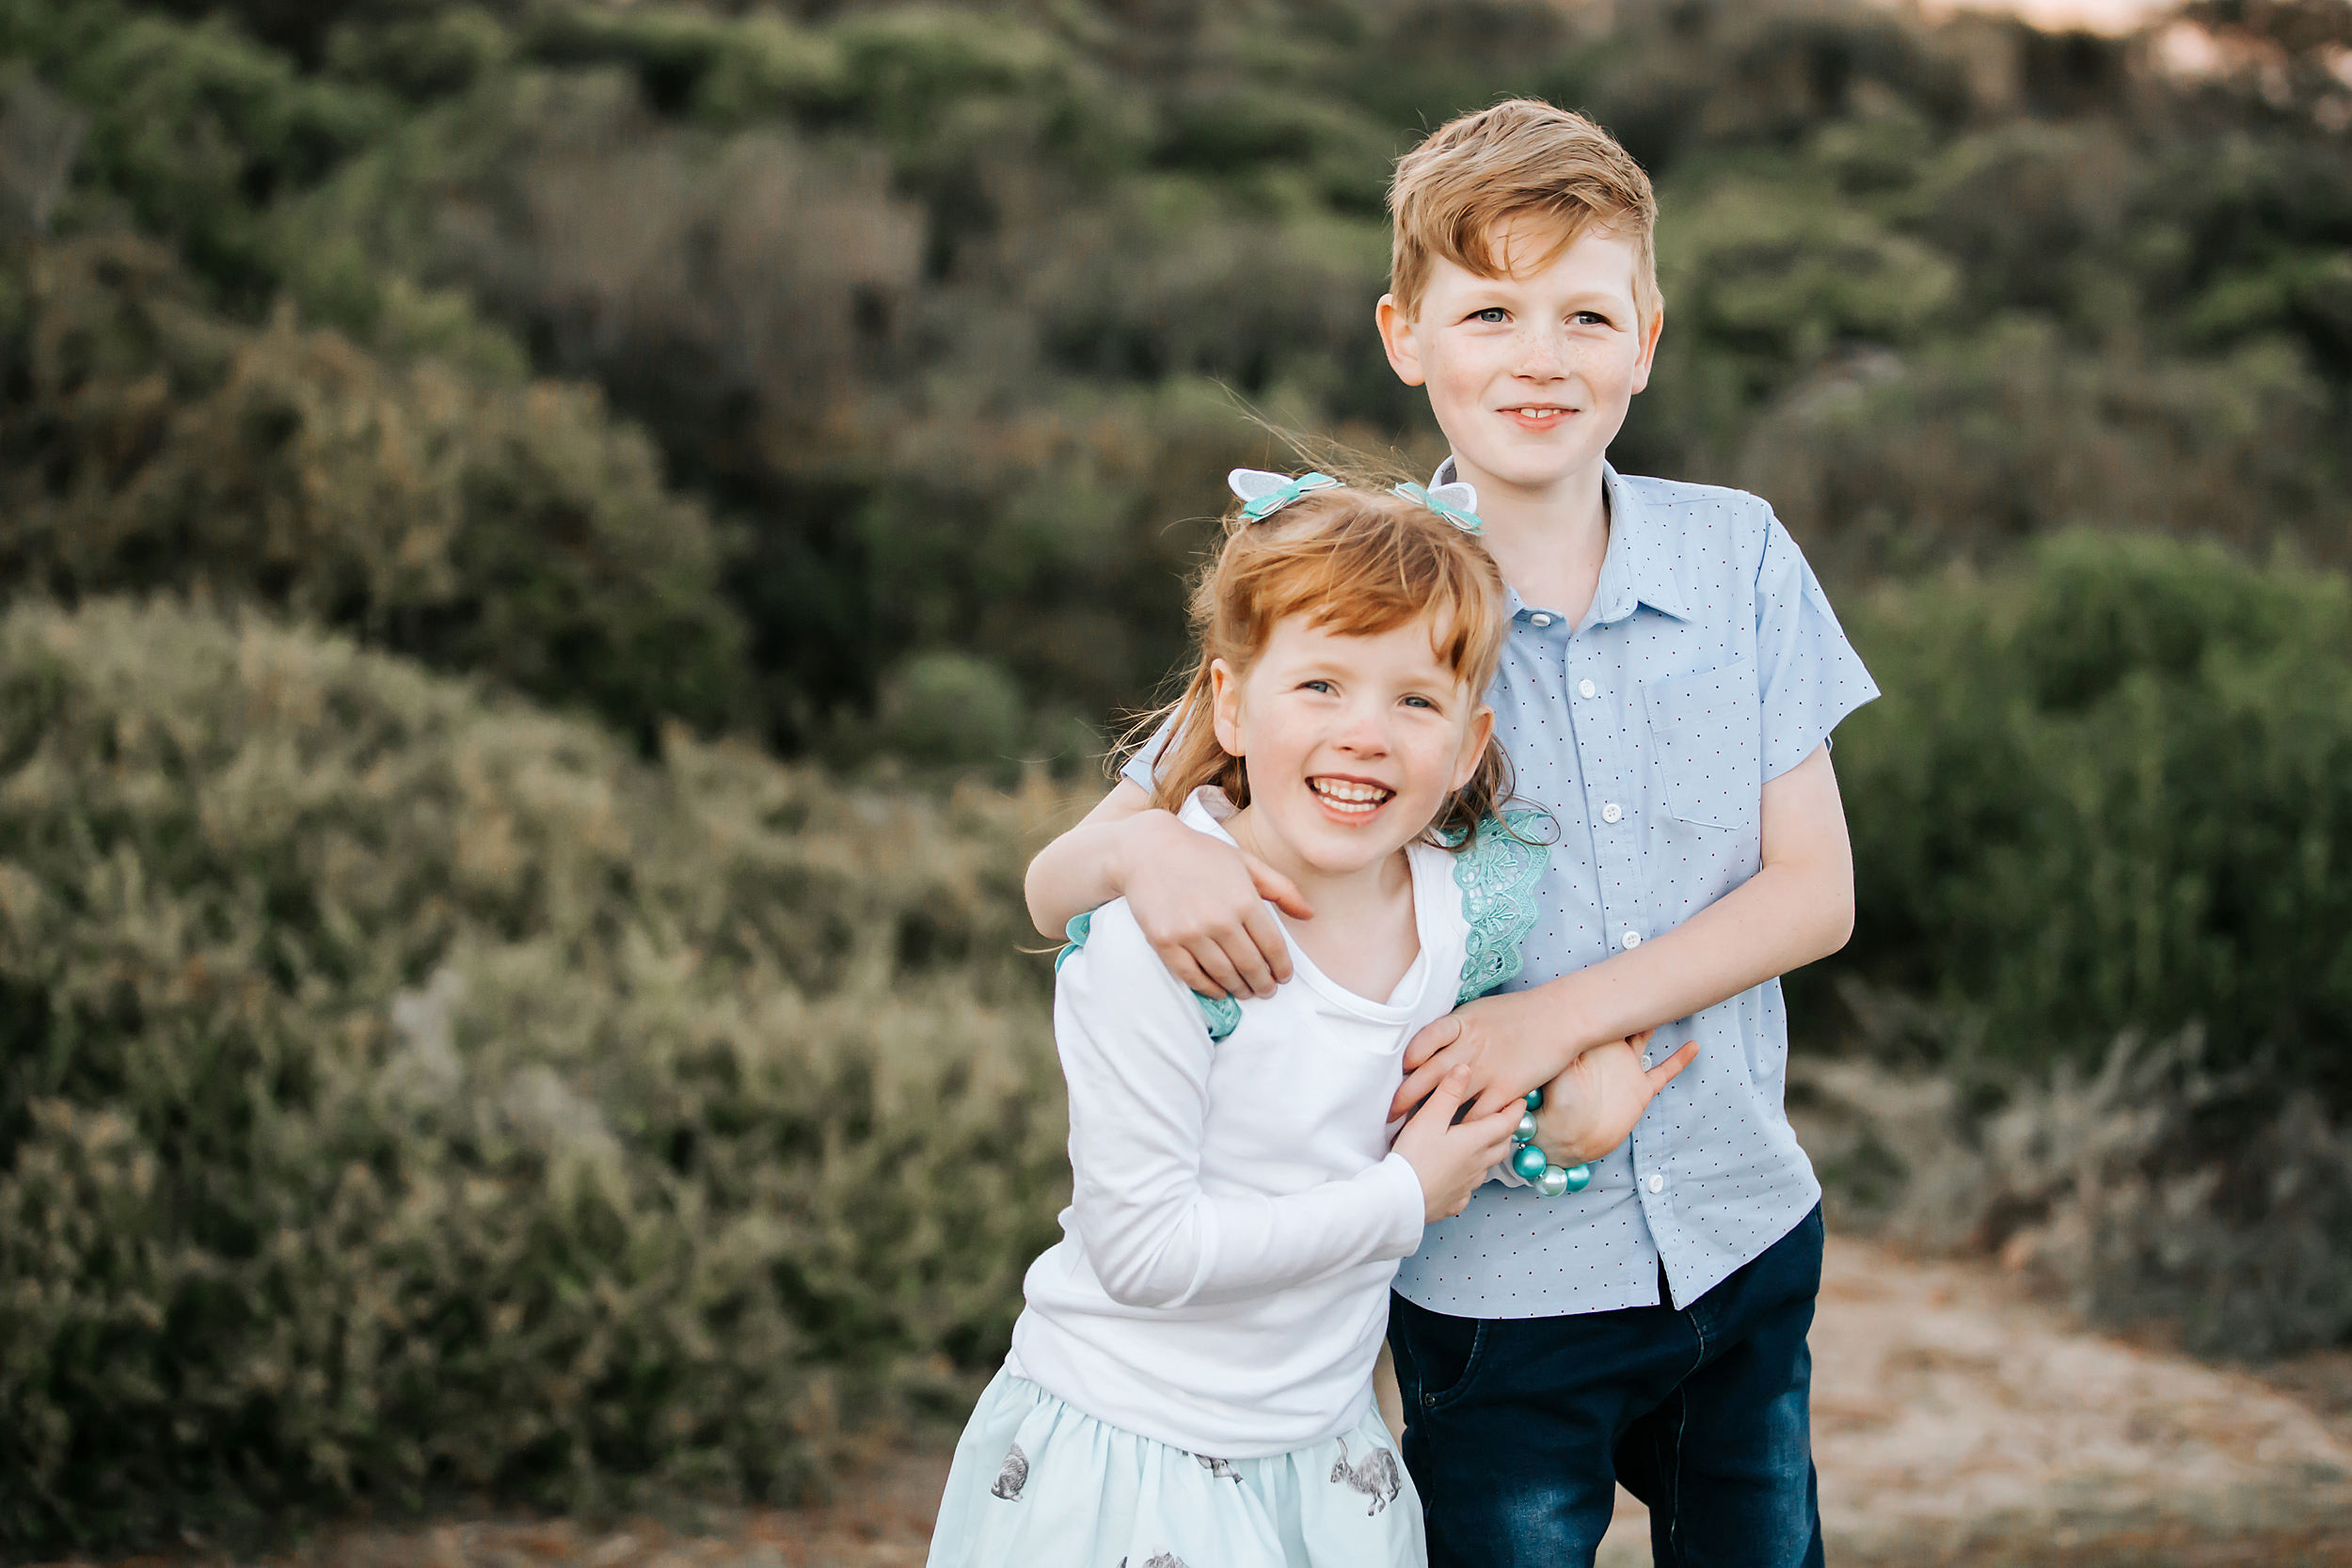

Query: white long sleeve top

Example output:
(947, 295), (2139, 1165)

(1006, 788), (1485, 1458)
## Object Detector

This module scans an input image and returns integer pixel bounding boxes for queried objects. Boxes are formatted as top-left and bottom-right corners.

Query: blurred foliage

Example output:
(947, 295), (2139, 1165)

(0, 597), (1069, 1552)
(1823, 531), (2352, 1101)
(0, 232), (748, 744)
(0, 0), (2343, 756)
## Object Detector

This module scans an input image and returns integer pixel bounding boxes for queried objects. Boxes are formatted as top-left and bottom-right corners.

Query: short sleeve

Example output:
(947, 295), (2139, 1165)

(1755, 516), (1879, 781)
(1118, 717), (1176, 797)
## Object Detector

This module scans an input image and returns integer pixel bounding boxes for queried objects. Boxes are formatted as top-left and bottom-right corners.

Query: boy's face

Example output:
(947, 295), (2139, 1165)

(1377, 217), (1662, 501)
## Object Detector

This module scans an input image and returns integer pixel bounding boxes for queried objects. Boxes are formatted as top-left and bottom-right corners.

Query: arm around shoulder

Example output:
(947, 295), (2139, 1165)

(1024, 780), (1308, 1000)
(1024, 779), (1160, 940)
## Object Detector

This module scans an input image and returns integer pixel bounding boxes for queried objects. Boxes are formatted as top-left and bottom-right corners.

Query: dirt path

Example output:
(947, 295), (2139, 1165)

(72, 1238), (2352, 1568)
(1599, 1237), (2352, 1563)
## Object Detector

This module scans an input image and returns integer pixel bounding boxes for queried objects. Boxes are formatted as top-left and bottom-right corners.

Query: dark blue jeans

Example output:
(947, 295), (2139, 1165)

(1387, 1206), (1825, 1568)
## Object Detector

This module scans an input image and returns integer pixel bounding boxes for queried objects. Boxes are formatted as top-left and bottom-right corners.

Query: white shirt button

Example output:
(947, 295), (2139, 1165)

(1601, 802), (1623, 823)
(1578, 679), (1597, 699)
(1622, 930), (1643, 949)
(1529, 612), (1552, 627)
(1645, 1173), (1665, 1195)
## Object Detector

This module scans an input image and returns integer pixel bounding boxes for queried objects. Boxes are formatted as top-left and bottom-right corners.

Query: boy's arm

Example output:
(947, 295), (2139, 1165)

(1024, 779), (1311, 999)
(1392, 742), (1854, 1119)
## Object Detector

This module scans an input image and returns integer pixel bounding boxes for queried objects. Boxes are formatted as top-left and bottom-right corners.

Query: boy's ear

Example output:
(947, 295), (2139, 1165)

(1375, 293), (1426, 388)
(1209, 659), (1246, 758)
(1629, 304), (1665, 396)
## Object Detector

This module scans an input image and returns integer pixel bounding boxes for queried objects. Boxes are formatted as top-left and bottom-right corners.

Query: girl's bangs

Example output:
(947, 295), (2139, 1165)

(1255, 527), (1505, 688)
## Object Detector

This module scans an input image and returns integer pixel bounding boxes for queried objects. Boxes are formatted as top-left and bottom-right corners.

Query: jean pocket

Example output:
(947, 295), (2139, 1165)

(1395, 1301), (1490, 1414)
(1641, 658), (1762, 832)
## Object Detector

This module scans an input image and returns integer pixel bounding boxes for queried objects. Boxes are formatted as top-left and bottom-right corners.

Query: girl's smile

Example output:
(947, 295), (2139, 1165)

(1307, 773), (1395, 820)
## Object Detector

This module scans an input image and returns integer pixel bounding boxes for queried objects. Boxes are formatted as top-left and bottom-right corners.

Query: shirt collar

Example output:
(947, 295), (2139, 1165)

(1431, 457), (1689, 626)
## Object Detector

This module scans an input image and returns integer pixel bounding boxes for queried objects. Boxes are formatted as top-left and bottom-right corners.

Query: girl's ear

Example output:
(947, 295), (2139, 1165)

(1453, 704), (1497, 791)
(1209, 658), (1247, 758)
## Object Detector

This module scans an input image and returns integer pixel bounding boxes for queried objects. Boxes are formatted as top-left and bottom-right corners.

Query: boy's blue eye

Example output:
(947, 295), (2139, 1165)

(1403, 695), (1436, 710)
(1301, 679), (1333, 693)
(1471, 308), (1507, 325)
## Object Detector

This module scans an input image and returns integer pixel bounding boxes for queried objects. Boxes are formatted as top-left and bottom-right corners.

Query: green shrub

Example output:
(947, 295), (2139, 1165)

(0, 0), (397, 303)
(878, 651), (1025, 772)
(1823, 532), (2352, 1100)
(0, 597), (1070, 1553)
(0, 232), (751, 743)
(1737, 318), (2339, 576)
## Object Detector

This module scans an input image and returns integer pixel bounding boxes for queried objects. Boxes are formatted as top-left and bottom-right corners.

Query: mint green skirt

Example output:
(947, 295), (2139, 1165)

(927, 1370), (1424, 1568)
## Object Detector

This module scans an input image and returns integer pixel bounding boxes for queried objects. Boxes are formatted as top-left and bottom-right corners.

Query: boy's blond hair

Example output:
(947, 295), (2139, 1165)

(1388, 99), (1661, 327)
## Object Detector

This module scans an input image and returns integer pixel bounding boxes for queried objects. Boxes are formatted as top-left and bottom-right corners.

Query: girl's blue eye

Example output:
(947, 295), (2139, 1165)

(1302, 679), (1333, 693)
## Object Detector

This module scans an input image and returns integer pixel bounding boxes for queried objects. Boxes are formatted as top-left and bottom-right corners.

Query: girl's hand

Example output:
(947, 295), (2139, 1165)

(1394, 1066), (1523, 1223)
(1121, 811), (1312, 999)
(1532, 1030), (1697, 1167)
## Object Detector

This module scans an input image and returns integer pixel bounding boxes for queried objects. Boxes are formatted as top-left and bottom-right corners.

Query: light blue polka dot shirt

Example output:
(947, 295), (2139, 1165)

(1130, 462), (1879, 1318)
(1401, 461), (1878, 1318)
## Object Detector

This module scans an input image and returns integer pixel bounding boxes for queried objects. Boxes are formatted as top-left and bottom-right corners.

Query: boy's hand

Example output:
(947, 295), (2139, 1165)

(1530, 1030), (1697, 1168)
(1391, 988), (1588, 1120)
(1394, 1066), (1523, 1223)
(1121, 811), (1311, 1000)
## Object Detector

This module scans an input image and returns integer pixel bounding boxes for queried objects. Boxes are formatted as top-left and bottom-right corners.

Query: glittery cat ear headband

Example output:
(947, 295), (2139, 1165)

(1226, 468), (1484, 534)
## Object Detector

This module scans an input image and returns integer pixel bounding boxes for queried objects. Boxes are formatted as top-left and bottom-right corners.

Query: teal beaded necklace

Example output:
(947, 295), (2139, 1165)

(1509, 1086), (1592, 1196)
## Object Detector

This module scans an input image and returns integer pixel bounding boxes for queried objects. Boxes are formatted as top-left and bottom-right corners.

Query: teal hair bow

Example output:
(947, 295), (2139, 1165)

(1229, 468), (1341, 522)
(1392, 480), (1485, 534)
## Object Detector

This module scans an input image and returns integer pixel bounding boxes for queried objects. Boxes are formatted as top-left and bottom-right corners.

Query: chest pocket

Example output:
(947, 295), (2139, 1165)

(1641, 658), (1761, 831)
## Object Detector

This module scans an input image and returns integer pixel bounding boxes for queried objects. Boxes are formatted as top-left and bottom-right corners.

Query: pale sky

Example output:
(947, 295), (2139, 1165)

(1928, 0), (2170, 33)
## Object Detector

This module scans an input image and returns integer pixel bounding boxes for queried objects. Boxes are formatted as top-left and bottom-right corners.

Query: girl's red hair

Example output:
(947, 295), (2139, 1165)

(1126, 484), (1514, 848)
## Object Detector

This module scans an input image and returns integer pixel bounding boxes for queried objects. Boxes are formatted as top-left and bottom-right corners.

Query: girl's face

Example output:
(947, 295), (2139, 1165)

(1210, 611), (1495, 879)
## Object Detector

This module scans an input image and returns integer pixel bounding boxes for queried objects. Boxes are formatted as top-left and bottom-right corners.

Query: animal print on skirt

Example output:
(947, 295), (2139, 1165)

(925, 1369), (1424, 1568)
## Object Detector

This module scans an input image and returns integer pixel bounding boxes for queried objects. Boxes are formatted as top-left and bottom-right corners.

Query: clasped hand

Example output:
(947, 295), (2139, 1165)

(1391, 990), (1698, 1169)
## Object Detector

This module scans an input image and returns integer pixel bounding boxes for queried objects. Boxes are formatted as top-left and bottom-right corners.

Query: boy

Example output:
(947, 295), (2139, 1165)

(1024, 100), (1875, 1566)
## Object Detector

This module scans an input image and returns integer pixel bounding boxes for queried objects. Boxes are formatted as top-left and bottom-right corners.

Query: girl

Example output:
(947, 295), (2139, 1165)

(929, 471), (1653, 1568)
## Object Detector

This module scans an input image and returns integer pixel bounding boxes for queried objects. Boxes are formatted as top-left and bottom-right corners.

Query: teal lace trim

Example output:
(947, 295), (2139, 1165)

(1056, 907), (1242, 1039)
(1195, 992), (1242, 1041)
(1452, 810), (1553, 1006)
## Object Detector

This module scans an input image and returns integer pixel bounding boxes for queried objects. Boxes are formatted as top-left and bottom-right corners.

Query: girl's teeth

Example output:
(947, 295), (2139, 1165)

(1311, 780), (1391, 813)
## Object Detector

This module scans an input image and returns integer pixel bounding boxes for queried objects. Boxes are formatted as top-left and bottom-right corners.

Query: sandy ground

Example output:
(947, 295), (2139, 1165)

(48, 1237), (2352, 1568)
(1596, 1237), (2352, 1564)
